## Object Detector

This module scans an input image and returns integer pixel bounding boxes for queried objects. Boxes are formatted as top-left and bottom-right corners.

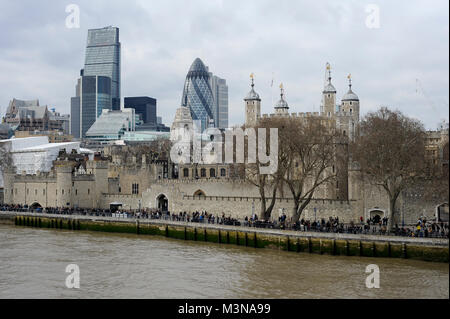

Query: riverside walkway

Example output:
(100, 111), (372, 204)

(1, 210), (448, 247)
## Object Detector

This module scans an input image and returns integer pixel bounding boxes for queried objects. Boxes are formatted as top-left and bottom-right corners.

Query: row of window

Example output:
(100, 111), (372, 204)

(183, 168), (226, 178)
(11, 188), (90, 196)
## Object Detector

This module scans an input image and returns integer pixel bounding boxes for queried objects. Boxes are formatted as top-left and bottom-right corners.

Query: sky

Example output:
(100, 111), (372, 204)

(0, 0), (448, 130)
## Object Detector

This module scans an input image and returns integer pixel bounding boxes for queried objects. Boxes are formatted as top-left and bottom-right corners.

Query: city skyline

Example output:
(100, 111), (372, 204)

(0, 0), (448, 130)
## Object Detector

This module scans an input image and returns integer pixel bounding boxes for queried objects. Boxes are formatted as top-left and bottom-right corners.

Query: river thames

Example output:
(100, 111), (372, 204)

(0, 224), (448, 299)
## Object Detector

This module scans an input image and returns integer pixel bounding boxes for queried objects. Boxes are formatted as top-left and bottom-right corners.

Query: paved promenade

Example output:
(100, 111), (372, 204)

(1, 210), (448, 247)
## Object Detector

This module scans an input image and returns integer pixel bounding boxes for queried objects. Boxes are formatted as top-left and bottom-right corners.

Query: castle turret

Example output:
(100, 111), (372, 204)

(244, 74), (261, 127)
(55, 161), (73, 208)
(340, 74), (360, 139)
(321, 63), (337, 118)
(274, 83), (289, 115)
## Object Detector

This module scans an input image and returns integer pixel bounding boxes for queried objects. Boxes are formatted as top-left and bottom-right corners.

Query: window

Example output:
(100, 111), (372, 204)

(88, 189), (90, 195)
(350, 109), (352, 113)
(220, 168), (226, 177)
(27, 189), (29, 195)
(210, 168), (216, 178)
(62, 189), (64, 195)
(183, 168), (189, 177)
(201, 168), (206, 177)
(118, 187), (121, 193)
(132, 183), (139, 195)
(43, 189), (45, 195)
(35, 189), (37, 195)
(75, 189), (78, 195)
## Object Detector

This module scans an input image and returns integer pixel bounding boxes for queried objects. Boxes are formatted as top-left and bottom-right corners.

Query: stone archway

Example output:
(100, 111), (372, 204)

(368, 209), (385, 224)
(436, 203), (449, 222)
(30, 202), (42, 211)
(193, 189), (206, 197)
(30, 202), (42, 209)
(156, 194), (168, 212)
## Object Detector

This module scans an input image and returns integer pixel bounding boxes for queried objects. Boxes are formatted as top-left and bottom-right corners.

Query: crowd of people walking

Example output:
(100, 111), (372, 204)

(1, 203), (448, 238)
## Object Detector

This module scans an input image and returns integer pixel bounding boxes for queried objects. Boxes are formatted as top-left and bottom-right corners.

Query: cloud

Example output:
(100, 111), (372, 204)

(0, 0), (448, 129)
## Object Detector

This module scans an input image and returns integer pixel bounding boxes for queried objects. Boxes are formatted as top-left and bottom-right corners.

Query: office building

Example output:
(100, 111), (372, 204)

(209, 74), (228, 129)
(124, 96), (157, 126)
(70, 75), (112, 138)
(181, 58), (215, 132)
(83, 26), (121, 110)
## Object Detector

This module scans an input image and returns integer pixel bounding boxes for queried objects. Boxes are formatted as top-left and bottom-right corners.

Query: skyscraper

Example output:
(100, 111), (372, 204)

(70, 75), (112, 138)
(124, 96), (157, 126)
(209, 74), (228, 129)
(83, 26), (121, 110)
(181, 58), (215, 132)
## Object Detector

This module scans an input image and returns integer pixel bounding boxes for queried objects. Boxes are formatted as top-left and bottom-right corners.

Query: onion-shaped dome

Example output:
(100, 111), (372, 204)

(323, 82), (336, 93)
(275, 96), (289, 109)
(342, 87), (359, 101)
(244, 76), (261, 100)
(274, 84), (289, 110)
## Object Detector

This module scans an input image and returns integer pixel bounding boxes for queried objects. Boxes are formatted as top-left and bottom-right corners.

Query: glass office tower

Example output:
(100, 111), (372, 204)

(124, 96), (157, 126)
(181, 58), (215, 132)
(209, 74), (228, 129)
(70, 75), (112, 138)
(83, 26), (121, 110)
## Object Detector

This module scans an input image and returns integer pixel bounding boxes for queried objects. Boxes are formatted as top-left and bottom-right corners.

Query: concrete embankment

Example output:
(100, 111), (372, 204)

(1, 211), (448, 263)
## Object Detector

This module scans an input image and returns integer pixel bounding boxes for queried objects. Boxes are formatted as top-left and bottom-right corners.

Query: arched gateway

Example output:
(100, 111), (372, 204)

(156, 194), (168, 212)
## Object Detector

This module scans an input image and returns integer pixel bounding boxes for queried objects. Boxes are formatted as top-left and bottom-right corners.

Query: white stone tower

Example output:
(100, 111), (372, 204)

(340, 74), (360, 139)
(274, 83), (289, 115)
(244, 74), (261, 127)
(321, 63), (337, 118)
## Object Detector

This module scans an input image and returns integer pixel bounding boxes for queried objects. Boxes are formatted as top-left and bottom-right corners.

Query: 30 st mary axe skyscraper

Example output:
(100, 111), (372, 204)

(83, 26), (121, 110)
(181, 58), (215, 132)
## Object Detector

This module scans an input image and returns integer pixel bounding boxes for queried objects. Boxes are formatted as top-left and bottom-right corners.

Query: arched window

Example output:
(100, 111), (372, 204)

(201, 168), (206, 177)
(193, 190), (206, 197)
(210, 168), (216, 178)
(220, 168), (226, 177)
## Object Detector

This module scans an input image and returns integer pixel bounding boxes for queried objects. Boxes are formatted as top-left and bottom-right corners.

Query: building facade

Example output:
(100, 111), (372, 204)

(70, 75), (112, 138)
(124, 96), (157, 127)
(209, 74), (229, 129)
(83, 26), (121, 110)
(181, 58), (215, 132)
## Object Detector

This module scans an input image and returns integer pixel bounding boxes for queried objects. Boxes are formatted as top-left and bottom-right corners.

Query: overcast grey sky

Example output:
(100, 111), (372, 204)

(0, 0), (448, 129)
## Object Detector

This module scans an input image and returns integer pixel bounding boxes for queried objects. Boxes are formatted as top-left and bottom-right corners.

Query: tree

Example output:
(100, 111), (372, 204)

(277, 117), (339, 222)
(350, 107), (426, 230)
(242, 119), (286, 221)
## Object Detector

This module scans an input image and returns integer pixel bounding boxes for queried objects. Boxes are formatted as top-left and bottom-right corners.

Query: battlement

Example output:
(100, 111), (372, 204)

(261, 111), (321, 119)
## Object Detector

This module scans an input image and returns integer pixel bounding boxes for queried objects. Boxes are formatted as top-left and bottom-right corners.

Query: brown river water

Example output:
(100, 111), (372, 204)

(0, 224), (448, 299)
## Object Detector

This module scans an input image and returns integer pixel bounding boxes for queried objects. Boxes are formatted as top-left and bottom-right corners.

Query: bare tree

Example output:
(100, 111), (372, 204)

(277, 117), (338, 222)
(350, 107), (426, 229)
(242, 119), (286, 221)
